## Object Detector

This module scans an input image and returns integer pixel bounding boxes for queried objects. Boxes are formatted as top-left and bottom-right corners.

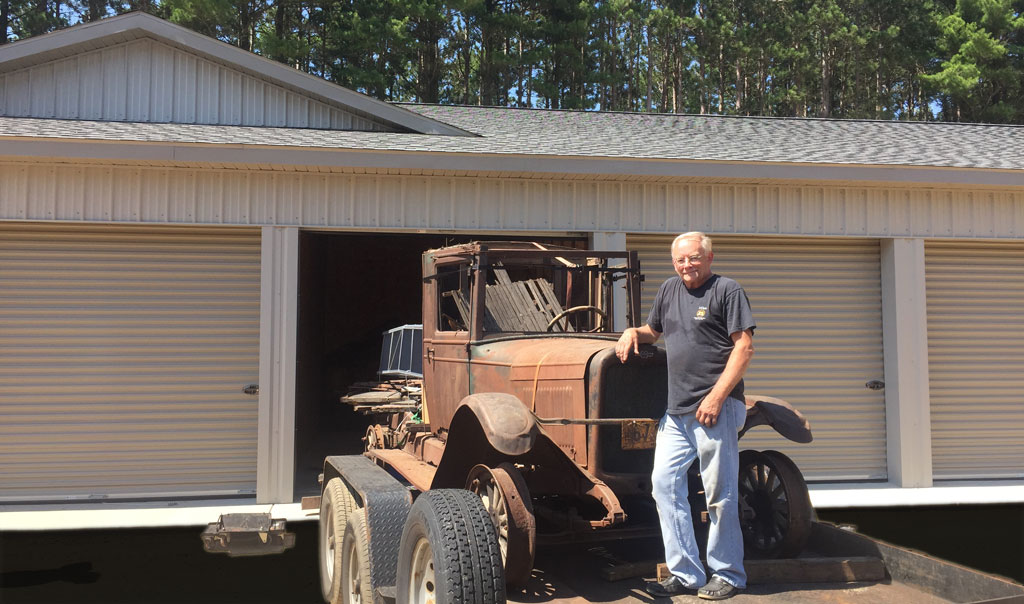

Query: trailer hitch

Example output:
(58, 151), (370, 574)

(200, 513), (295, 557)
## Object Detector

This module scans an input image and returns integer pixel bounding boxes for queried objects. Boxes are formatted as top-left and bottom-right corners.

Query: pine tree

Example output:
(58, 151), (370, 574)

(924, 0), (1024, 122)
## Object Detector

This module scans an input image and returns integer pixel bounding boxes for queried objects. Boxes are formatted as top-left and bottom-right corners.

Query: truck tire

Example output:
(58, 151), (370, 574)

(340, 509), (372, 604)
(465, 463), (536, 588)
(738, 449), (813, 559)
(320, 477), (359, 604)
(397, 489), (506, 604)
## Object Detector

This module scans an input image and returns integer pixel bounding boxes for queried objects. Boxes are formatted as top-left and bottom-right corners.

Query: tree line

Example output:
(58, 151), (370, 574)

(3, 0), (1023, 123)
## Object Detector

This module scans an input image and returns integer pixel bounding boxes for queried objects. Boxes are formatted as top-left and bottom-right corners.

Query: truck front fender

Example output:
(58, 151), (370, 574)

(741, 395), (813, 443)
(430, 393), (539, 489)
(430, 392), (626, 527)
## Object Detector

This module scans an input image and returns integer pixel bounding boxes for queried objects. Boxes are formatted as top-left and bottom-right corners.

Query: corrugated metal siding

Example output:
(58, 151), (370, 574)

(926, 241), (1024, 479)
(2, 163), (1022, 240)
(0, 38), (393, 131)
(0, 224), (261, 501)
(629, 235), (886, 480)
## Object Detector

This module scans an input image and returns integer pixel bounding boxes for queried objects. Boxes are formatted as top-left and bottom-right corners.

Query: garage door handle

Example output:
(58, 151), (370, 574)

(243, 384), (260, 396)
(865, 380), (884, 391)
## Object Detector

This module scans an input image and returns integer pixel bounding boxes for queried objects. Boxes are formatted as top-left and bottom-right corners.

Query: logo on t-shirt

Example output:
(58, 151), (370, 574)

(694, 306), (708, 321)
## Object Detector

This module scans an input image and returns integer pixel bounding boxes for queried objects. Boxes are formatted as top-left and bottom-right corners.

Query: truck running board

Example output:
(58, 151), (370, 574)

(200, 513), (295, 557)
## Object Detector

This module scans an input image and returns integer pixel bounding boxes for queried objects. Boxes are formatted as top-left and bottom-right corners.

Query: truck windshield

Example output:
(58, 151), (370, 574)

(479, 256), (628, 335)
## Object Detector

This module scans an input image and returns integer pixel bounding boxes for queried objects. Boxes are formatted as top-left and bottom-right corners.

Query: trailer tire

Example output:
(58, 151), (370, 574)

(397, 489), (506, 604)
(340, 509), (372, 604)
(320, 477), (359, 604)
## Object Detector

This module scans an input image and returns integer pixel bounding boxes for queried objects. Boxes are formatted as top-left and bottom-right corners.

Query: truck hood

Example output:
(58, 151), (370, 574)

(470, 336), (616, 381)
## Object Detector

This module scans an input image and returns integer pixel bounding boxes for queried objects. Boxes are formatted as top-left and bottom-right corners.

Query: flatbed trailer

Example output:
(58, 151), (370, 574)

(203, 452), (1023, 604)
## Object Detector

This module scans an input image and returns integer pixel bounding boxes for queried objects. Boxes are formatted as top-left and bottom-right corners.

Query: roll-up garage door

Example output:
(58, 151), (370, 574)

(629, 235), (886, 481)
(0, 224), (261, 501)
(926, 241), (1024, 480)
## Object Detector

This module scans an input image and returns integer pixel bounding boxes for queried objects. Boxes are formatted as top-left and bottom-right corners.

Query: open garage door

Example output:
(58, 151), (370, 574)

(629, 235), (886, 481)
(0, 224), (261, 502)
(926, 241), (1024, 480)
(293, 232), (587, 497)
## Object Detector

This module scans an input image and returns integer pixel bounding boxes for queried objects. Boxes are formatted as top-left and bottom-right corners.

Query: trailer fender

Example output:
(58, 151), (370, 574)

(320, 455), (412, 604)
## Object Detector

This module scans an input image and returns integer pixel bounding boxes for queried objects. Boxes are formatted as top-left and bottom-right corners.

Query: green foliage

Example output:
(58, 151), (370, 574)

(923, 0), (1024, 121)
(6, 0), (1024, 122)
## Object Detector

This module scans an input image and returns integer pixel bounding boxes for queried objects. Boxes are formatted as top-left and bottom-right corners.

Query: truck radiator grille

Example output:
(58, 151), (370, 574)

(597, 362), (667, 474)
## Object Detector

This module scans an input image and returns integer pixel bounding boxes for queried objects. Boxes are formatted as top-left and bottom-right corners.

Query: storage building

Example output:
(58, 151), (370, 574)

(2, 12), (1022, 528)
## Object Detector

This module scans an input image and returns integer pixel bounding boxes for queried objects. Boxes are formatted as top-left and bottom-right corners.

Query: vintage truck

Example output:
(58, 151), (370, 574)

(302, 241), (816, 604)
(200, 241), (1024, 604)
(203, 241), (815, 604)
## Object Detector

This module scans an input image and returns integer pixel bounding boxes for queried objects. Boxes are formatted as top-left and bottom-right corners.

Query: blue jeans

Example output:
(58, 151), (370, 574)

(651, 397), (747, 589)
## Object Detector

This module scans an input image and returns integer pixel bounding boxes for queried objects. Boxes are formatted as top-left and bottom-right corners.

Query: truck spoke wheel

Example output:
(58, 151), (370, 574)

(465, 463), (537, 588)
(320, 478), (359, 604)
(364, 425), (391, 451)
(738, 449), (813, 559)
(397, 489), (505, 604)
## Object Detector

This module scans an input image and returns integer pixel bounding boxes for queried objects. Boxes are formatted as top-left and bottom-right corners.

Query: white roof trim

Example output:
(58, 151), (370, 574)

(0, 12), (471, 137)
(3, 138), (1023, 188)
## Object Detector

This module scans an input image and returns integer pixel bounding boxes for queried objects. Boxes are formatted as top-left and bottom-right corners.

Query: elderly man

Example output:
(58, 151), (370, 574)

(615, 232), (755, 600)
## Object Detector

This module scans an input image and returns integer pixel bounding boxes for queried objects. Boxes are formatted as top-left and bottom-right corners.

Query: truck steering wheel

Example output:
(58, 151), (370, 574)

(546, 305), (608, 333)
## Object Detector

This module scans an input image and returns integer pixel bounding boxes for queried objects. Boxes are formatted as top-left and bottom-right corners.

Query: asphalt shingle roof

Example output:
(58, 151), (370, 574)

(401, 105), (1024, 171)
(3, 104), (1023, 172)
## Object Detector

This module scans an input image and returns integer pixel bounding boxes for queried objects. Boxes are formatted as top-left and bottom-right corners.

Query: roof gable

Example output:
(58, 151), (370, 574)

(0, 12), (469, 135)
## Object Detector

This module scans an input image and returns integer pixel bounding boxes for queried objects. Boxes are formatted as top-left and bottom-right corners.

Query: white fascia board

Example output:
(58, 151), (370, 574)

(4, 482), (1024, 529)
(810, 481), (1024, 509)
(0, 13), (137, 65)
(0, 13), (470, 137)
(3, 138), (1024, 189)
(0, 501), (314, 531)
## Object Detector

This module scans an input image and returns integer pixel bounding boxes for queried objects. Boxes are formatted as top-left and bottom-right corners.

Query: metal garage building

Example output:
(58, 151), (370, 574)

(1, 12), (1022, 527)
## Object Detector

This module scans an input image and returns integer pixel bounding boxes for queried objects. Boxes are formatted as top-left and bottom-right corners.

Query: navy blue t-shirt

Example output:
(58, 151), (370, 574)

(647, 274), (756, 415)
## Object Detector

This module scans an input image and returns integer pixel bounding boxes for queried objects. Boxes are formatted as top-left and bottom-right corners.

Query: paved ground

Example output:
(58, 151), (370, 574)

(0, 522), (949, 604)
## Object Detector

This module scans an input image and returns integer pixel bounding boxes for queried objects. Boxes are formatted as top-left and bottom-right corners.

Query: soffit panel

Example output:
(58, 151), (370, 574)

(1, 162), (1023, 240)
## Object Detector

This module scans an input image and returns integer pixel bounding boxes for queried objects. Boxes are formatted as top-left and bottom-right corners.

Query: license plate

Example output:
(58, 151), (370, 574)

(621, 419), (658, 450)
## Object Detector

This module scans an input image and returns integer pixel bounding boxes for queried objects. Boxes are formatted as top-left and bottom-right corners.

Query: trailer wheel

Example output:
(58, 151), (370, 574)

(340, 509), (372, 604)
(738, 449), (813, 559)
(397, 489), (506, 604)
(320, 477), (359, 604)
(466, 463), (536, 588)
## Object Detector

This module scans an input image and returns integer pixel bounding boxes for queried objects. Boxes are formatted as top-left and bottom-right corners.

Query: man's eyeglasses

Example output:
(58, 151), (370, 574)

(675, 254), (705, 265)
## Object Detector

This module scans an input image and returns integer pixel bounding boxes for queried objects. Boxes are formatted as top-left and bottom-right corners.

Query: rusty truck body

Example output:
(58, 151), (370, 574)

(306, 241), (814, 604)
(200, 240), (1022, 604)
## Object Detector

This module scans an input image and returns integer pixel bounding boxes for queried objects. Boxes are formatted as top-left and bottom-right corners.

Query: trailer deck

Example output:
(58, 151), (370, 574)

(502, 522), (1023, 604)
(511, 559), (947, 603)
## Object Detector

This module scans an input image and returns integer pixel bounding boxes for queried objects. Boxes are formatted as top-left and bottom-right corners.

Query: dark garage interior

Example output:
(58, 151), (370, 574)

(292, 231), (586, 497)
